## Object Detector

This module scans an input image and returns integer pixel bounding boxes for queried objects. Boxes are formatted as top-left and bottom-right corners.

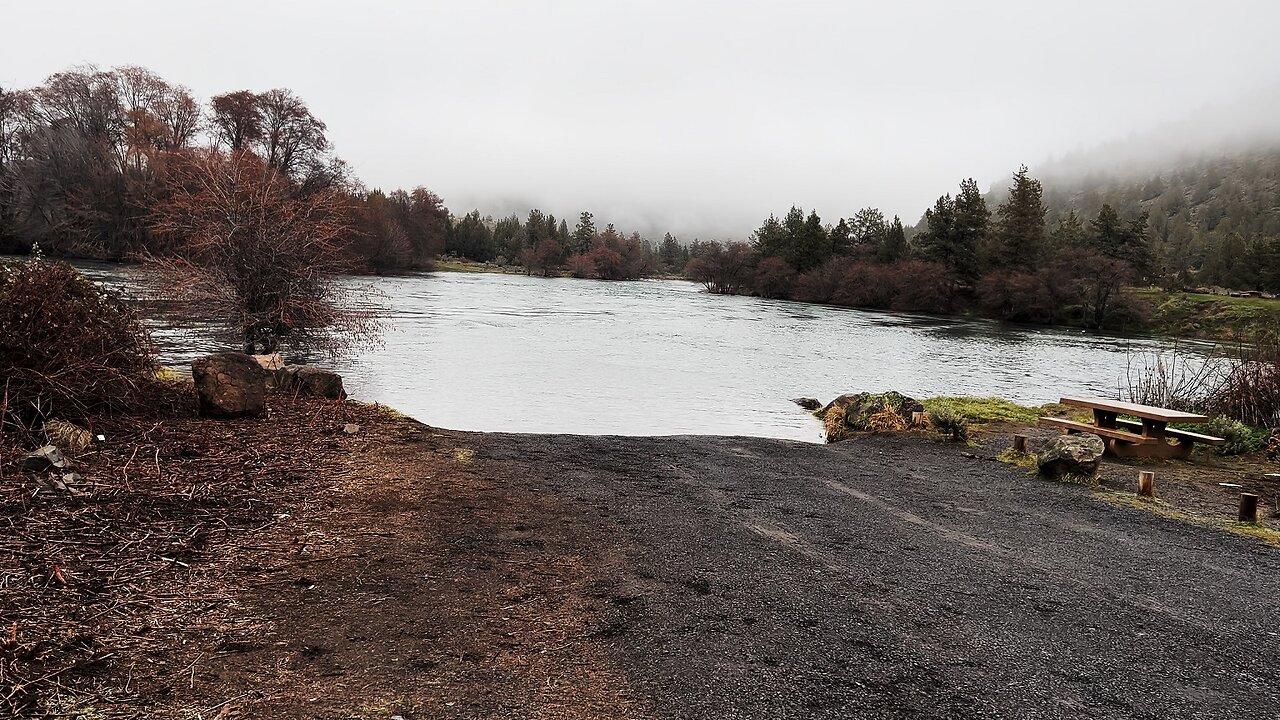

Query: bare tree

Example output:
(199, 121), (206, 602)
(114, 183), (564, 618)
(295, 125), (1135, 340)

(148, 149), (380, 356)
(209, 90), (263, 152)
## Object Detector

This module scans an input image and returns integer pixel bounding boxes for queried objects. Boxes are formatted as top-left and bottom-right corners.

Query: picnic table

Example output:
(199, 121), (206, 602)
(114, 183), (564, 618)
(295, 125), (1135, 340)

(1038, 396), (1225, 459)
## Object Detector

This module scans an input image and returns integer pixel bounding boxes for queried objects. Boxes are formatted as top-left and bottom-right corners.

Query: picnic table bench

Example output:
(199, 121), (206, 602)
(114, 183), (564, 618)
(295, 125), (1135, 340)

(1039, 396), (1225, 459)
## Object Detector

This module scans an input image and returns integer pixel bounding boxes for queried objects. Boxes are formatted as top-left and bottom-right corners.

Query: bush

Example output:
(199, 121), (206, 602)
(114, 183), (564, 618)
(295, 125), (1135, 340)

(1207, 330), (1280, 428)
(927, 406), (969, 442)
(752, 257), (795, 299)
(684, 241), (756, 294)
(0, 256), (156, 426)
(1198, 416), (1268, 456)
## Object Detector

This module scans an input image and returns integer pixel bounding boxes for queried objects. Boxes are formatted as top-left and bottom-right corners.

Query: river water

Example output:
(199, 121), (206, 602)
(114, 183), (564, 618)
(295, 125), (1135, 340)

(71, 263), (1190, 442)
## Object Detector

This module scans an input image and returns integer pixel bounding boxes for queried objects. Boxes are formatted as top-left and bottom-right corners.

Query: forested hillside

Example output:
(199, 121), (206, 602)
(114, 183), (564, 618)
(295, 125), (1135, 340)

(1034, 149), (1280, 291)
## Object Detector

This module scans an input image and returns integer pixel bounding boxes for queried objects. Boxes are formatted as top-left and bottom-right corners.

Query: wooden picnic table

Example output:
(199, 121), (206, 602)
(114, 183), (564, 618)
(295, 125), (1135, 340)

(1038, 396), (1225, 459)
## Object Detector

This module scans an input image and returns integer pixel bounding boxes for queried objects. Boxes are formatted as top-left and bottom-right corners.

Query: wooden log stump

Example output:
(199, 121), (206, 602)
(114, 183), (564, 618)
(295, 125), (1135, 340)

(1239, 493), (1259, 523)
(912, 411), (925, 428)
(1138, 471), (1155, 498)
(1012, 434), (1027, 453)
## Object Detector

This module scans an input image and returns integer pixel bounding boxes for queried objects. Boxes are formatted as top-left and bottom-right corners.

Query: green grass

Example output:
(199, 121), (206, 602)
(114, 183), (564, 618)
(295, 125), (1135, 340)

(433, 258), (520, 274)
(995, 448), (1038, 471)
(921, 396), (1068, 425)
(1137, 289), (1280, 340)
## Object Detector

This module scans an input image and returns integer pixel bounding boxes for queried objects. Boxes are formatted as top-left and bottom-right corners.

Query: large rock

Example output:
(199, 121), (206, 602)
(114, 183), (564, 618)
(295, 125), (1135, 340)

(280, 365), (347, 400)
(819, 391), (924, 442)
(1037, 434), (1106, 478)
(191, 352), (267, 418)
(791, 397), (822, 411)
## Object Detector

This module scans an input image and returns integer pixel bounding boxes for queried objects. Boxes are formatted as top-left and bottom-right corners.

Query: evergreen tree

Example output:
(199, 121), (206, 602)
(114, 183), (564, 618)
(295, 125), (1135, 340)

(1089, 203), (1152, 277)
(795, 209), (830, 271)
(557, 219), (569, 243)
(915, 194), (977, 280)
(752, 214), (787, 259)
(992, 167), (1044, 269)
(1049, 210), (1086, 252)
(849, 207), (887, 256)
(447, 209), (496, 261)
(526, 209), (547, 248)
(493, 214), (525, 261)
(879, 216), (908, 263)
(570, 211), (595, 255)
(659, 232), (681, 269)
(829, 218), (852, 256)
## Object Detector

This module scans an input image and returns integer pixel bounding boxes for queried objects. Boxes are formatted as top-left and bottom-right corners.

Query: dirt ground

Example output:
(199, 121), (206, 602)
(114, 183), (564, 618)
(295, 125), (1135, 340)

(3, 392), (1279, 718)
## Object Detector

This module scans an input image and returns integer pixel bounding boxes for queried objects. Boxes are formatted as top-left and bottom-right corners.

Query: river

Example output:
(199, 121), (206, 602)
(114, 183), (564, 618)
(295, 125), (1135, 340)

(72, 263), (1191, 442)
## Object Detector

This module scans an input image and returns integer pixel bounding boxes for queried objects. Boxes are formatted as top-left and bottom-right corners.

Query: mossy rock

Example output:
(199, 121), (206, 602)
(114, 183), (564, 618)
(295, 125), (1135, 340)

(819, 391), (924, 443)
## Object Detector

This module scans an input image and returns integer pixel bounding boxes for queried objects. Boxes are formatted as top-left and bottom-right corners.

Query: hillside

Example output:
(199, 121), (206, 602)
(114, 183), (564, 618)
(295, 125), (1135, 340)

(1037, 148), (1280, 290)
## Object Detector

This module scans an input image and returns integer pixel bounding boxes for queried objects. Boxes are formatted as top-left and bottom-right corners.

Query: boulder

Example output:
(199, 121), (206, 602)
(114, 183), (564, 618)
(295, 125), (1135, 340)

(819, 391), (924, 443)
(791, 398), (822, 411)
(1266, 428), (1279, 462)
(280, 365), (347, 400)
(191, 352), (267, 419)
(22, 445), (66, 473)
(1037, 434), (1106, 479)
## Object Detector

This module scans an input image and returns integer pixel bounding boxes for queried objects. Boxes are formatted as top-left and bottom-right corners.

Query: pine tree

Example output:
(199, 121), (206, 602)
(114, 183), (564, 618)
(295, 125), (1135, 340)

(993, 167), (1044, 269)
(829, 218), (852, 256)
(795, 210), (830, 271)
(659, 232), (681, 269)
(915, 194), (977, 280)
(752, 214), (786, 259)
(879, 216), (908, 263)
(849, 207), (887, 256)
(526, 209), (547, 248)
(1090, 204), (1152, 277)
(570, 211), (595, 255)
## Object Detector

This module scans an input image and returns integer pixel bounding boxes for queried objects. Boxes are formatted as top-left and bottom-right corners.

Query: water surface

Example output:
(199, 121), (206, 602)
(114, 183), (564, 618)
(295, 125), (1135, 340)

(74, 264), (1191, 442)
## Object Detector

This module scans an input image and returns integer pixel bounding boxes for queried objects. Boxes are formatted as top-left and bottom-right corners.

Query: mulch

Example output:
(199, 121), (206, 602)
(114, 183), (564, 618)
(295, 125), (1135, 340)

(0, 384), (385, 717)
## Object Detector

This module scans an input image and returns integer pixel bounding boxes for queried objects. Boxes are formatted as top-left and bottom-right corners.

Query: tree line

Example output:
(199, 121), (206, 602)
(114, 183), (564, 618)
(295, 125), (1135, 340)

(0, 64), (693, 279)
(688, 164), (1280, 330)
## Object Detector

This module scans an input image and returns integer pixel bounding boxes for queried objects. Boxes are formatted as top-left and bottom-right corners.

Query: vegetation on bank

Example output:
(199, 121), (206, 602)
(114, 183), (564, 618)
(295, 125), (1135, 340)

(0, 65), (682, 278)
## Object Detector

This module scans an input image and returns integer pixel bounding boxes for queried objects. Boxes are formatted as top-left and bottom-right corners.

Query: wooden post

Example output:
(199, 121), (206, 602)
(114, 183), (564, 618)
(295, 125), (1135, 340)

(1239, 493), (1259, 523)
(1012, 434), (1027, 453)
(1137, 471), (1155, 498)
(912, 411), (925, 427)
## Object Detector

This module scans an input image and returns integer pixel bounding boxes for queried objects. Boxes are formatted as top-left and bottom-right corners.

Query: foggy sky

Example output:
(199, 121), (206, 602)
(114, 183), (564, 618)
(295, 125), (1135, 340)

(4, 0), (1280, 238)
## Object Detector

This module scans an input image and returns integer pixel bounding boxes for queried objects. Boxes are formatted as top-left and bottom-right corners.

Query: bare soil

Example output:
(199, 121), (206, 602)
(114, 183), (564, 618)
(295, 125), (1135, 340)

(3, 392), (1279, 718)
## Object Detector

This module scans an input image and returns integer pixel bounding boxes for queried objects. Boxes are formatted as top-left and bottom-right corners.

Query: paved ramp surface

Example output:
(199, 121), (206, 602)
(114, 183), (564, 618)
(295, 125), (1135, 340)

(482, 432), (1280, 719)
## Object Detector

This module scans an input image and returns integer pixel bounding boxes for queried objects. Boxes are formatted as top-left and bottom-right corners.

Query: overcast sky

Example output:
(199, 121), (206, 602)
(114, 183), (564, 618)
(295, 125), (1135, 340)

(4, 0), (1280, 238)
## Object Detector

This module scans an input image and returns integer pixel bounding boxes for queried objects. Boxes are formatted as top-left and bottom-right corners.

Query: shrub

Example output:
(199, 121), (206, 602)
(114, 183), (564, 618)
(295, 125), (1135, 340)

(1198, 416), (1268, 456)
(927, 406), (969, 442)
(0, 256), (156, 426)
(684, 241), (756, 294)
(1207, 330), (1280, 428)
(752, 256), (795, 299)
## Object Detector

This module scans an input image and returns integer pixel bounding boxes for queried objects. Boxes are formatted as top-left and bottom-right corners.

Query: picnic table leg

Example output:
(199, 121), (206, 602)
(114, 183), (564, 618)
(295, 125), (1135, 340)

(1140, 418), (1167, 440)
(1094, 409), (1118, 429)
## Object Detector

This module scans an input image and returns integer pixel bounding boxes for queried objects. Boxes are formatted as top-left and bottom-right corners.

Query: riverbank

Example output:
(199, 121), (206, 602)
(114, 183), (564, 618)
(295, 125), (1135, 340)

(4, 388), (1279, 717)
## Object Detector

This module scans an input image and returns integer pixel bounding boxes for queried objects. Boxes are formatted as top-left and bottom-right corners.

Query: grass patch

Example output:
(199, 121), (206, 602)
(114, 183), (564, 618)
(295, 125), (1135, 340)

(995, 448), (1038, 471)
(1096, 490), (1280, 546)
(433, 259), (519, 274)
(921, 396), (1065, 425)
(1139, 289), (1280, 340)
(453, 447), (476, 463)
